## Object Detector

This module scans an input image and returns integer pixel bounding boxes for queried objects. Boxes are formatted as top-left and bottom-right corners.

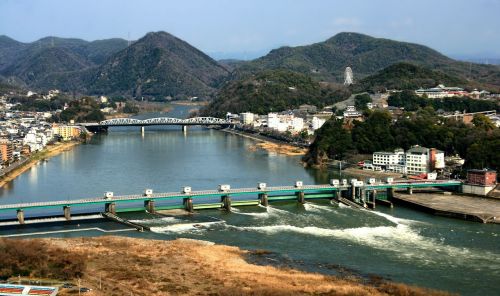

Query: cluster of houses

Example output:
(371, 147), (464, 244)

(0, 110), (82, 168)
(227, 104), (333, 136)
(0, 91), (83, 169)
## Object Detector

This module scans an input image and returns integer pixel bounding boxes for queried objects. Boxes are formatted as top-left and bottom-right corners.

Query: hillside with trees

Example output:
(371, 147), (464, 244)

(388, 90), (499, 112)
(353, 63), (467, 93)
(201, 70), (350, 117)
(304, 109), (499, 173)
(52, 97), (105, 123)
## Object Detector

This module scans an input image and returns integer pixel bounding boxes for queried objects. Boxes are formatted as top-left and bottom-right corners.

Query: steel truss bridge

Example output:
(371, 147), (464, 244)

(0, 180), (462, 225)
(82, 117), (232, 132)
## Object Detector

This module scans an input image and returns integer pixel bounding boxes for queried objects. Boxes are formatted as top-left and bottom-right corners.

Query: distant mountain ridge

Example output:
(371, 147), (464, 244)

(0, 32), (229, 97)
(1, 31), (500, 96)
(0, 35), (129, 90)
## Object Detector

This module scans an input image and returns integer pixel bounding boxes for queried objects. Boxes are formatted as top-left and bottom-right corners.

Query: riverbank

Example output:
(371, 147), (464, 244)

(393, 192), (500, 224)
(222, 128), (307, 156)
(4, 236), (451, 296)
(171, 100), (208, 106)
(0, 141), (79, 188)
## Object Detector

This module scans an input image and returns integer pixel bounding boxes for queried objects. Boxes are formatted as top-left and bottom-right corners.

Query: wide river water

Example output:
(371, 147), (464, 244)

(0, 106), (498, 295)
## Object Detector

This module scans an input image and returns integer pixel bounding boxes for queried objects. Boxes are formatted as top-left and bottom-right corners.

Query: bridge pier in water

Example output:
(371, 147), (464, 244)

(184, 197), (194, 212)
(259, 193), (268, 207)
(105, 202), (116, 215)
(16, 209), (25, 224)
(141, 126), (145, 134)
(387, 187), (395, 200)
(182, 125), (187, 133)
(333, 190), (341, 201)
(144, 200), (155, 213)
(407, 187), (413, 195)
(63, 206), (71, 220)
(222, 195), (231, 211)
(296, 191), (305, 204)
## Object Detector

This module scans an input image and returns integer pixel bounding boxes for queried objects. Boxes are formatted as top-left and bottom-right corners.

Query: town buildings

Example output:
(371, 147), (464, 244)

(233, 110), (326, 136)
(462, 169), (497, 195)
(0, 139), (13, 164)
(52, 125), (81, 141)
(415, 84), (468, 98)
(372, 149), (406, 173)
(371, 145), (445, 175)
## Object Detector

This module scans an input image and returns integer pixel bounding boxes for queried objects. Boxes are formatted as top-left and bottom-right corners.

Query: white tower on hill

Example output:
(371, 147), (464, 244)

(344, 66), (354, 86)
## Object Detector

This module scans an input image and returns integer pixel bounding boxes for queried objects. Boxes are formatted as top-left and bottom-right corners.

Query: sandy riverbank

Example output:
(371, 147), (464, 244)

(0, 141), (79, 188)
(171, 100), (208, 106)
(3, 236), (451, 296)
(223, 129), (307, 156)
(248, 141), (307, 156)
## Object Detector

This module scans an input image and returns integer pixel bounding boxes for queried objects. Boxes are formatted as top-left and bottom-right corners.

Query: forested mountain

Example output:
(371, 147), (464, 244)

(2, 31), (500, 97)
(201, 70), (350, 117)
(0, 35), (128, 90)
(235, 32), (500, 91)
(0, 32), (229, 97)
(88, 32), (229, 98)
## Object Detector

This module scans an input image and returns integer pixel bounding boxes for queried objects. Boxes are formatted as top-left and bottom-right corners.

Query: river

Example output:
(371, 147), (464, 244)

(0, 105), (498, 295)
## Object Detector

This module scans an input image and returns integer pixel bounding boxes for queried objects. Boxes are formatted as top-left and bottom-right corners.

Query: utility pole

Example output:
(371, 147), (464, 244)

(78, 278), (81, 296)
(99, 273), (102, 290)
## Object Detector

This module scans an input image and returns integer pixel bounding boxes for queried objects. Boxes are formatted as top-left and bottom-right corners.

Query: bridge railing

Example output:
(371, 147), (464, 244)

(83, 117), (232, 126)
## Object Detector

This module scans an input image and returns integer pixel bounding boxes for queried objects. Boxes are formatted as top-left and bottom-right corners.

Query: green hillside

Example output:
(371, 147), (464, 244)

(202, 70), (350, 117)
(353, 62), (467, 92)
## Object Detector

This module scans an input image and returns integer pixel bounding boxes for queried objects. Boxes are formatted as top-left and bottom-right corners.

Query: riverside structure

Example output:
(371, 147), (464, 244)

(82, 116), (231, 133)
(0, 179), (462, 225)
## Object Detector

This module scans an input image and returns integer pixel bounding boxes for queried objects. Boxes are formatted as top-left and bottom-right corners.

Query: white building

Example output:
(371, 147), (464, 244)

(267, 113), (280, 129)
(415, 84), (468, 99)
(373, 149), (406, 173)
(240, 112), (255, 125)
(311, 116), (326, 130)
(372, 146), (444, 175)
(373, 149), (405, 166)
(405, 146), (445, 175)
(343, 106), (362, 118)
(290, 117), (304, 132)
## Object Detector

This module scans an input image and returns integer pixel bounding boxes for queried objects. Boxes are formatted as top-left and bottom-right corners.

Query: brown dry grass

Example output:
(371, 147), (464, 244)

(5, 236), (454, 296)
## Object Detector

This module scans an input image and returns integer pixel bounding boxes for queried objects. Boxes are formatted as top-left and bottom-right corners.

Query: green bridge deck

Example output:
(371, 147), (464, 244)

(0, 181), (462, 216)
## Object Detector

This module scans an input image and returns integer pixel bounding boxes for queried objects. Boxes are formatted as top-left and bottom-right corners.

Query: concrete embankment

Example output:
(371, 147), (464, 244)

(392, 192), (500, 223)
(0, 141), (80, 188)
(342, 167), (402, 179)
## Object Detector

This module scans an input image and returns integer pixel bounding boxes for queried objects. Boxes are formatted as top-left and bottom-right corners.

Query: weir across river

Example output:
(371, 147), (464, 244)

(0, 179), (462, 225)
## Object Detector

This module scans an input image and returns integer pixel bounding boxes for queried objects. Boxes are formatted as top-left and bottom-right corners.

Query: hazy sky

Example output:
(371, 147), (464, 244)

(1, 0), (499, 59)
